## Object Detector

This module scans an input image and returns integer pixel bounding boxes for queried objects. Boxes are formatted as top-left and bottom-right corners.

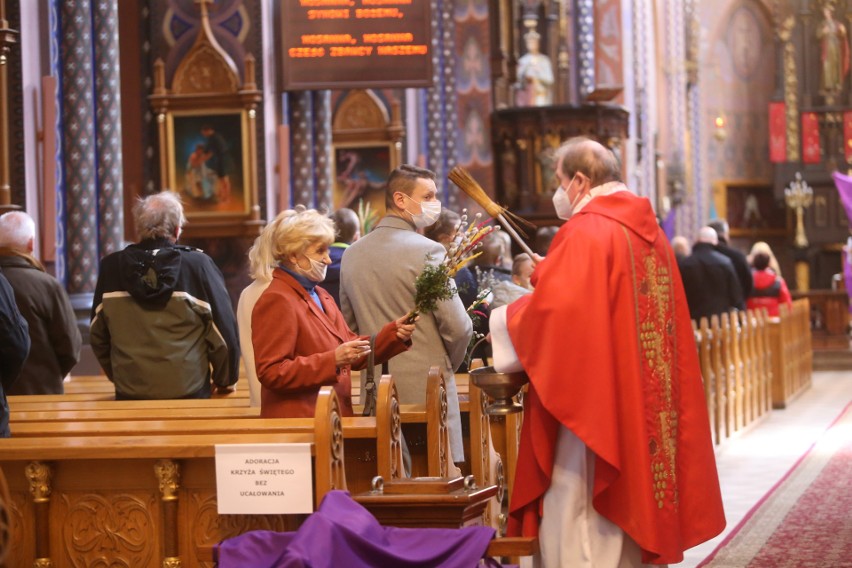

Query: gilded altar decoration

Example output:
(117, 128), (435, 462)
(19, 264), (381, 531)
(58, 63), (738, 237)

(163, 557), (182, 568)
(777, 16), (800, 162)
(25, 461), (52, 503)
(155, 459), (180, 502)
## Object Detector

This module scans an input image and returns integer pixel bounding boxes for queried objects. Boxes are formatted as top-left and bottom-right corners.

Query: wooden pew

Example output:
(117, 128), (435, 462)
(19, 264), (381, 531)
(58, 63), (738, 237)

(396, 367), (457, 479)
(467, 379), (505, 534)
(7, 396), (250, 413)
(9, 377), (406, 497)
(769, 298), (813, 409)
(694, 318), (718, 445)
(11, 405), (261, 423)
(0, 387), (345, 568)
(694, 309), (774, 446)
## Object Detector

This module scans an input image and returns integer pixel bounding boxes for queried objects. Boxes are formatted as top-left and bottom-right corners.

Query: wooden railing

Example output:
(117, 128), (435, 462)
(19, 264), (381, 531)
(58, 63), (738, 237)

(693, 299), (813, 445)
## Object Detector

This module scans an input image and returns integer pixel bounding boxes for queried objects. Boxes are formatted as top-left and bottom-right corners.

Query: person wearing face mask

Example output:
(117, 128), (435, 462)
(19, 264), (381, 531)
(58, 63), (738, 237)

(491, 137), (724, 566)
(340, 165), (473, 464)
(250, 207), (416, 418)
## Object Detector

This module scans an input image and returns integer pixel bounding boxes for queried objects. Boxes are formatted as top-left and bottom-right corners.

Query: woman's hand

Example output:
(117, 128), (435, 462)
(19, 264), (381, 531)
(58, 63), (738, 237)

(335, 339), (371, 366)
(394, 314), (418, 342)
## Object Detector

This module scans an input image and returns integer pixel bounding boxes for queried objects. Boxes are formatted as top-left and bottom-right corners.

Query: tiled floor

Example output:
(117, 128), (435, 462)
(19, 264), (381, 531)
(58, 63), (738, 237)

(678, 370), (852, 567)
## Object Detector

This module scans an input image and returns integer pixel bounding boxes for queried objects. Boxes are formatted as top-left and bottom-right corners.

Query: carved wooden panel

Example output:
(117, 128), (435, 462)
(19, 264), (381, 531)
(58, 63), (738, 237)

(492, 104), (629, 219)
(58, 492), (156, 567)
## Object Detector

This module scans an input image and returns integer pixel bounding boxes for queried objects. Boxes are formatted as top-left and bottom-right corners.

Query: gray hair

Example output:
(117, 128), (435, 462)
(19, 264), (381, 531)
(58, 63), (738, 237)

(555, 136), (622, 187)
(133, 192), (186, 241)
(248, 206), (334, 281)
(707, 219), (730, 242)
(0, 211), (36, 251)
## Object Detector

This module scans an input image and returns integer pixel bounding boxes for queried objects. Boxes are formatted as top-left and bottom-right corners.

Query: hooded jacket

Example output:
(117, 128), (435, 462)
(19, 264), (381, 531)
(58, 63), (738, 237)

(90, 238), (239, 399)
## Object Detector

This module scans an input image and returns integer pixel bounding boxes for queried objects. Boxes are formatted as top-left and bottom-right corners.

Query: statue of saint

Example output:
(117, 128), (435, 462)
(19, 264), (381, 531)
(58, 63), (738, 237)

(515, 30), (554, 107)
(817, 4), (850, 96)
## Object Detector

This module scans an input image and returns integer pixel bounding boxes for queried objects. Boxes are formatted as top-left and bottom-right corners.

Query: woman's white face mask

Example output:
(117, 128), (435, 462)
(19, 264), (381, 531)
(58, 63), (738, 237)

(297, 254), (328, 282)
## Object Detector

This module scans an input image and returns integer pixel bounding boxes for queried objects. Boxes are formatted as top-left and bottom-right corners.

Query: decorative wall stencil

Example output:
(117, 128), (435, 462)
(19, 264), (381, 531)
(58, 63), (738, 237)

(454, 0), (493, 202)
(94, 0), (124, 257)
(426, 0), (459, 207)
(59, 0), (99, 294)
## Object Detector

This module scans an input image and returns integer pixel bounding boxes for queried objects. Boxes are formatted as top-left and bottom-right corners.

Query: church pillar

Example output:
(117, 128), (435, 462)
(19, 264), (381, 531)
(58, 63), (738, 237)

(289, 91), (315, 208)
(287, 90), (332, 210)
(313, 90), (333, 211)
(426, 0), (459, 207)
(630, 0), (658, 205)
(58, 0), (99, 294)
(93, 0), (123, 256)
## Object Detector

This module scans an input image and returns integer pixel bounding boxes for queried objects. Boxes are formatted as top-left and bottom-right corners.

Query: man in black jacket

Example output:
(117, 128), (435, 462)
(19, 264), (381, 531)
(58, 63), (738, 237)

(0, 268), (30, 437)
(678, 226), (745, 321)
(90, 192), (239, 399)
(708, 218), (753, 298)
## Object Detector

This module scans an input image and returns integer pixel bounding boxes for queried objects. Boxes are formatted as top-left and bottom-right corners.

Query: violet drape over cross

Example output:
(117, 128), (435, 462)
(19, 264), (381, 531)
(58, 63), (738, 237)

(830, 171), (852, 314)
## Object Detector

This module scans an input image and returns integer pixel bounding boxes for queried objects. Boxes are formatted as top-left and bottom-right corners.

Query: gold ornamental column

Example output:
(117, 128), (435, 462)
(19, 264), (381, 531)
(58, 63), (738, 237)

(155, 460), (182, 568)
(0, 0), (18, 212)
(26, 462), (53, 568)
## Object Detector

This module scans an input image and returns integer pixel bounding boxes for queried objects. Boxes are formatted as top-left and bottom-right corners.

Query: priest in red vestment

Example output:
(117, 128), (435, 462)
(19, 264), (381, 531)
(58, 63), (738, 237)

(500, 137), (725, 566)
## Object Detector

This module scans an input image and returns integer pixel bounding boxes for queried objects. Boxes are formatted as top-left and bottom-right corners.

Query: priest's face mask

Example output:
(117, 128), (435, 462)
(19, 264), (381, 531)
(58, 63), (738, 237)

(553, 168), (590, 220)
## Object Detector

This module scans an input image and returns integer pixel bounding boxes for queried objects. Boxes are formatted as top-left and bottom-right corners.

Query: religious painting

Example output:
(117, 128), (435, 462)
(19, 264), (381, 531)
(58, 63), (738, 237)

(332, 143), (393, 215)
(713, 180), (790, 237)
(166, 109), (250, 217)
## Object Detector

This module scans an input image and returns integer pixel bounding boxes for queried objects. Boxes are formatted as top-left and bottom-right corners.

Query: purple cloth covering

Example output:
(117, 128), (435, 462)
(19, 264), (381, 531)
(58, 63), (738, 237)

(832, 172), (852, 313)
(215, 491), (496, 568)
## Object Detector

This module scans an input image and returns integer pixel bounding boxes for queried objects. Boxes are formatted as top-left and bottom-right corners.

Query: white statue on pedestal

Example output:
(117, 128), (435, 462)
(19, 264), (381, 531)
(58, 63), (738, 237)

(516, 30), (554, 107)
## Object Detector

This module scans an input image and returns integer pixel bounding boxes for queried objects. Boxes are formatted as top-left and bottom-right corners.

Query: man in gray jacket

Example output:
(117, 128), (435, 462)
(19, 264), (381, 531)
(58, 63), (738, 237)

(340, 165), (472, 463)
(90, 192), (239, 399)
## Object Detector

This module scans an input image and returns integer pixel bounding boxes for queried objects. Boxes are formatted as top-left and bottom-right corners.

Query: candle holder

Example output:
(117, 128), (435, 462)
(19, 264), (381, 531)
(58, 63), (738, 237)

(784, 172), (813, 248)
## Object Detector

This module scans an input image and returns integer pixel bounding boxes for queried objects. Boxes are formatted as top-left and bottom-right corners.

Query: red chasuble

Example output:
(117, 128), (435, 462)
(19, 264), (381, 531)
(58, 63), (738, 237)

(506, 192), (725, 564)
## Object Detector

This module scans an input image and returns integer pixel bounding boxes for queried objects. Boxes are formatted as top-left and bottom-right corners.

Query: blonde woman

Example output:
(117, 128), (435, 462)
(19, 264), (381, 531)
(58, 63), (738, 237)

(747, 241), (782, 277)
(248, 207), (415, 418)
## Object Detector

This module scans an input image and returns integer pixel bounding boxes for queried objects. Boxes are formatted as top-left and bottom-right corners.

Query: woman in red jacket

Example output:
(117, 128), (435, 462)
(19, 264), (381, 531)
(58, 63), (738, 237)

(747, 250), (792, 317)
(249, 207), (415, 418)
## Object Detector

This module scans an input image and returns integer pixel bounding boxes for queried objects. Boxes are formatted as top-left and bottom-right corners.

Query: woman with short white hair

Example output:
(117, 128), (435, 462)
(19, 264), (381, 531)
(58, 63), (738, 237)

(248, 207), (416, 417)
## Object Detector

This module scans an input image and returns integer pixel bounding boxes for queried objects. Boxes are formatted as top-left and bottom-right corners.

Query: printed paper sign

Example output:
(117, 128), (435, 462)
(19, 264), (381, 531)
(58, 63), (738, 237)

(215, 443), (313, 514)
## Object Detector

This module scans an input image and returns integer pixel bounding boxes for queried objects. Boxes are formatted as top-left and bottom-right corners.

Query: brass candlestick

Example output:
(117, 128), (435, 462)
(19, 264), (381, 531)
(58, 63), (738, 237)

(785, 172), (813, 248)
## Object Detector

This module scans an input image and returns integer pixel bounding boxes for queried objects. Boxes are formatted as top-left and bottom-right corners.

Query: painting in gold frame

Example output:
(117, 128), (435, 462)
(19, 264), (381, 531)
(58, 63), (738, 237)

(332, 142), (397, 215)
(165, 109), (251, 218)
(712, 179), (791, 238)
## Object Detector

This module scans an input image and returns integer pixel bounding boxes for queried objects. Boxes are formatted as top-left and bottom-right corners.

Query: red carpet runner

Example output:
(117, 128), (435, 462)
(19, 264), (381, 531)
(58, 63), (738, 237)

(698, 402), (852, 568)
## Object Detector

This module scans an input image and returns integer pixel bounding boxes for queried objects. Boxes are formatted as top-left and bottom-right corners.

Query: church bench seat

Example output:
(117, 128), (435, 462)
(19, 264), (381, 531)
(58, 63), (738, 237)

(0, 387), (346, 568)
(9, 405), (262, 423)
(8, 377), (406, 497)
(7, 395), (251, 412)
